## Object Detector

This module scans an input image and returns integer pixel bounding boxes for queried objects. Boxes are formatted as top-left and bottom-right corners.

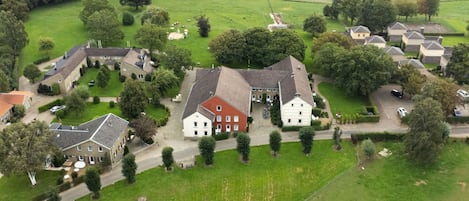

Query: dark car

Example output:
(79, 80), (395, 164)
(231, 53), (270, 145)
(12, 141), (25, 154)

(88, 80), (95, 87)
(391, 89), (403, 99)
(453, 108), (462, 117)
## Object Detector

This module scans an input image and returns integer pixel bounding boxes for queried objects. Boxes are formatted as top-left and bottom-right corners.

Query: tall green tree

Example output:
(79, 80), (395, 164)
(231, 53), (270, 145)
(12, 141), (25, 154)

(0, 70), (10, 92)
(395, 0), (418, 21)
(119, 0), (150, 10)
(135, 23), (167, 55)
(64, 90), (87, 116)
(332, 126), (342, 150)
(359, 0), (397, 32)
(150, 68), (179, 97)
(361, 139), (375, 160)
(0, 10), (28, 80)
(420, 79), (462, 116)
(198, 136), (216, 166)
(86, 9), (124, 45)
(303, 15), (327, 36)
(311, 32), (353, 53)
(267, 29), (307, 65)
(23, 64), (41, 83)
(38, 37), (55, 56)
(0, 121), (56, 185)
(208, 29), (246, 65)
(299, 127), (315, 156)
(418, 0), (440, 21)
(120, 80), (147, 118)
(269, 131), (282, 157)
(244, 27), (271, 66)
(339, 0), (362, 24)
(79, 0), (115, 25)
(160, 45), (192, 77)
(395, 64), (426, 97)
(405, 97), (448, 165)
(84, 167), (101, 199)
(122, 153), (137, 184)
(162, 147), (174, 171)
(445, 43), (469, 83)
(196, 15), (210, 37)
(236, 133), (251, 163)
(140, 7), (169, 26)
(0, 0), (29, 20)
(129, 115), (157, 142)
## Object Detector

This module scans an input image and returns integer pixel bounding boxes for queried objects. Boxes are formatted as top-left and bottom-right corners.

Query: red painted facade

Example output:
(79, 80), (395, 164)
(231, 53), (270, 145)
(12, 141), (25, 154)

(202, 96), (248, 133)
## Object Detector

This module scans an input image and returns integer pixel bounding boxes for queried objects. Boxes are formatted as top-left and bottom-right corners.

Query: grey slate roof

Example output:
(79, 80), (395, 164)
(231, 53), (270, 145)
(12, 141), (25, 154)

(384, 46), (404, 56)
(276, 56), (315, 106)
(404, 31), (425, 40)
(421, 41), (444, 50)
(237, 69), (288, 88)
(388, 22), (407, 30)
(365, 35), (386, 44)
(52, 113), (128, 150)
(85, 47), (130, 57)
(44, 45), (86, 79)
(398, 59), (425, 69)
(350, 25), (371, 33)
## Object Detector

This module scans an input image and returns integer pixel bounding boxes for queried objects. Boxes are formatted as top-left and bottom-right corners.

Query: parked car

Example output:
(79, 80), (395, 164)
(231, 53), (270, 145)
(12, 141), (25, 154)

(50, 105), (66, 114)
(88, 80), (95, 87)
(391, 89), (403, 99)
(397, 107), (408, 118)
(457, 89), (469, 102)
(453, 108), (462, 117)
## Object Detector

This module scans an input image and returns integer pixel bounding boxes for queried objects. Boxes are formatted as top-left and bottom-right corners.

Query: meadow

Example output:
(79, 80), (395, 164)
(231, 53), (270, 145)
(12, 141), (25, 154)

(318, 82), (371, 116)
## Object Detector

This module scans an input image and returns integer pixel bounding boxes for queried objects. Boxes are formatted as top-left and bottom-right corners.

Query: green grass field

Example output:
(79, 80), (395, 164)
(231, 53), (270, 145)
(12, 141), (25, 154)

(77, 68), (123, 97)
(0, 170), (63, 201)
(78, 141), (356, 201)
(56, 102), (123, 125)
(318, 82), (371, 116)
(309, 141), (469, 201)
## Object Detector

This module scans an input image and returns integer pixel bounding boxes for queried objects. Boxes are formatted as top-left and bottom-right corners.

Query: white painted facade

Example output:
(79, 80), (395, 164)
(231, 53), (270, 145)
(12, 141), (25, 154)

(366, 42), (386, 48)
(350, 30), (370, 40)
(387, 28), (406, 37)
(419, 46), (444, 57)
(182, 112), (213, 138)
(280, 97), (313, 126)
(402, 36), (424, 46)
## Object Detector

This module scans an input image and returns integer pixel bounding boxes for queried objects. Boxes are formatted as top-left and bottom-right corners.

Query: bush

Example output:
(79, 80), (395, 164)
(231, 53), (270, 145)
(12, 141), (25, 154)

(37, 83), (53, 95)
(56, 177), (64, 185)
(33, 56), (50, 64)
(350, 132), (406, 144)
(93, 96), (100, 104)
(156, 116), (169, 127)
(32, 193), (49, 201)
(424, 32), (465, 36)
(57, 181), (71, 192)
(38, 99), (64, 112)
(145, 73), (152, 82)
(73, 175), (84, 185)
(311, 120), (321, 126)
(312, 108), (322, 117)
(446, 116), (469, 124)
(212, 132), (229, 141)
(94, 60), (101, 68)
(142, 137), (154, 145)
(55, 109), (65, 119)
(114, 62), (120, 70)
(122, 12), (134, 26)
(131, 73), (137, 80)
(71, 172), (78, 180)
(281, 126), (302, 132)
(313, 95), (325, 109)
(119, 75), (126, 82)
(51, 83), (61, 95)
(124, 145), (129, 156)
(109, 101), (115, 108)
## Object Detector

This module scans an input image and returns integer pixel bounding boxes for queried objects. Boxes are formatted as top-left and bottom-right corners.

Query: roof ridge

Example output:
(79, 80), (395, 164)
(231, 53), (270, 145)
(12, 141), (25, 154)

(90, 113), (111, 141)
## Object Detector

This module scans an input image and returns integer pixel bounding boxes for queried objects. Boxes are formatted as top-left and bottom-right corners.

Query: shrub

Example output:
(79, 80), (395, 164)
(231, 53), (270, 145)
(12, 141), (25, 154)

(57, 182), (71, 192)
(281, 126), (302, 132)
(212, 132), (229, 141)
(142, 137), (154, 145)
(37, 83), (53, 95)
(51, 83), (61, 95)
(32, 193), (49, 201)
(55, 109), (65, 119)
(122, 12), (134, 26)
(145, 73), (152, 82)
(73, 175), (84, 185)
(33, 56), (50, 64)
(109, 101), (115, 108)
(114, 62), (120, 70)
(313, 95), (325, 109)
(124, 145), (129, 156)
(131, 73), (137, 80)
(312, 108), (322, 117)
(119, 75), (126, 82)
(38, 99), (64, 112)
(56, 177), (64, 185)
(94, 60), (101, 68)
(350, 132), (406, 144)
(71, 172), (78, 180)
(93, 96), (100, 104)
(311, 120), (321, 126)
(446, 116), (469, 124)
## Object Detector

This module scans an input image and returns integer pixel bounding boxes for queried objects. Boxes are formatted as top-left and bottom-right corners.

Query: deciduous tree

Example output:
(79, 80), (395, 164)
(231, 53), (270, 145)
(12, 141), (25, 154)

(160, 45), (191, 77)
(418, 0), (440, 21)
(359, 0), (397, 32)
(395, 64), (426, 97)
(86, 9), (124, 45)
(267, 29), (306, 65)
(140, 7), (169, 26)
(299, 127), (315, 156)
(395, 0), (418, 21)
(0, 0), (29, 20)
(445, 43), (469, 83)
(162, 147), (174, 171)
(196, 15), (211, 37)
(79, 0), (115, 25)
(38, 37), (55, 56)
(0, 70), (9, 92)
(208, 29), (246, 65)
(122, 153), (137, 184)
(23, 64), (41, 83)
(135, 23), (167, 55)
(333, 126), (342, 150)
(420, 79), (462, 116)
(311, 32), (353, 53)
(244, 27), (271, 66)
(150, 68), (179, 98)
(129, 115), (156, 141)
(84, 167), (101, 199)
(64, 91), (87, 116)
(236, 133), (251, 163)
(119, 0), (150, 10)
(269, 131), (282, 157)
(198, 136), (216, 166)
(120, 80), (147, 118)
(0, 10), (28, 81)
(0, 121), (56, 185)
(339, 0), (362, 25)
(303, 15), (327, 36)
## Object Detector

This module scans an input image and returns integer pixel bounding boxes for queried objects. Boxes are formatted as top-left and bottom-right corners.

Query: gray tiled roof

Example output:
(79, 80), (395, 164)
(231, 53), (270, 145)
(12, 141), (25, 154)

(398, 59), (425, 69)
(182, 69), (220, 119)
(404, 31), (425, 40)
(85, 47), (130, 57)
(44, 45), (86, 79)
(237, 69), (288, 88)
(421, 41), (444, 50)
(388, 22), (407, 30)
(350, 25), (371, 33)
(52, 113), (128, 150)
(384, 46), (404, 56)
(277, 56), (315, 106)
(365, 35), (386, 44)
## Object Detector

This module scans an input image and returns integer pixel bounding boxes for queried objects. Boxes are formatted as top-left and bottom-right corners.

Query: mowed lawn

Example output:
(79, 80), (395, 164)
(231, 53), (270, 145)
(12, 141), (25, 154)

(318, 82), (370, 116)
(78, 141), (356, 201)
(0, 170), (63, 201)
(77, 68), (123, 97)
(309, 142), (469, 201)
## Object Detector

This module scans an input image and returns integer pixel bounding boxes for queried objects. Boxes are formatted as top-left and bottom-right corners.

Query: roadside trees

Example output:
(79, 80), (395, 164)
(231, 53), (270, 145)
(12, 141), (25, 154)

(303, 15), (326, 36)
(0, 121), (57, 186)
(333, 126), (342, 150)
(120, 80), (147, 118)
(420, 79), (462, 116)
(84, 167), (101, 199)
(299, 127), (315, 156)
(395, 64), (426, 98)
(199, 136), (216, 166)
(122, 153), (137, 184)
(269, 131), (282, 157)
(236, 133), (251, 163)
(445, 43), (469, 83)
(162, 147), (174, 171)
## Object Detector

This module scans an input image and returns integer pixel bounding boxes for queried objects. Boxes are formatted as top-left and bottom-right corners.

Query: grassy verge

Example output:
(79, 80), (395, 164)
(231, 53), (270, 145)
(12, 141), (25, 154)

(0, 170), (63, 201)
(78, 141), (356, 201)
(78, 68), (123, 97)
(309, 141), (469, 201)
(318, 82), (371, 116)
(55, 102), (124, 125)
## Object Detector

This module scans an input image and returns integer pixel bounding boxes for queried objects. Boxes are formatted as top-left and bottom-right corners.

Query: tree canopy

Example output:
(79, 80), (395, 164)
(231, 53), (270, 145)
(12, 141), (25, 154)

(86, 9), (124, 45)
(269, 131), (282, 157)
(196, 15), (210, 37)
(162, 147), (174, 171)
(445, 43), (469, 84)
(64, 88), (88, 116)
(160, 45), (192, 77)
(85, 167), (101, 199)
(140, 7), (169, 26)
(418, 0), (440, 21)
(199, 136), (216, 166)
(339, 0), (362, 24)
(394, 64), (426, 97)
(135, 23), (167, 55)
(23, 64), (41, 83)
(311, 32), (353, 53)
(208, 29), (246, 64)
(119, 0), (150, 10)
(120, 80), (147, 119)
(236, 133), (251, 163)
(79, 0), (115, 25)
(121, 153), (137, 184)
(299, 127), (315, 155)
(395, 0), (418, 21)
(38, 37), (55, 55)
(420, 78), (462, 116)
(303, 15), (327, 36)
(129, 114), (157, 141)
(0, 70), (10, 92)
(0, 121), (57, 185)
(0, 0), (29, 20)
(359, 0), (397, 32)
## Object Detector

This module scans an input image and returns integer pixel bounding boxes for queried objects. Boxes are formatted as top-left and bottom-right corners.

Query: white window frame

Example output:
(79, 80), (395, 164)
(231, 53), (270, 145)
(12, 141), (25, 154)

(216, 105), (222, 111)
(226, 124), (231, 131)
(78, 155), (83, 161)
(234, 124), (239, 131)
(99, 156), (103, 162)
(288, 119), (291, 123)
(217, 124), (222, 129)
(234, 116), (239, 122)
(226, 115), (231, 122)
(88, 145), (93, 152)
(77, 145), (82, 151)
(98, 146), (103, 152)
(216, 115), (222, 122)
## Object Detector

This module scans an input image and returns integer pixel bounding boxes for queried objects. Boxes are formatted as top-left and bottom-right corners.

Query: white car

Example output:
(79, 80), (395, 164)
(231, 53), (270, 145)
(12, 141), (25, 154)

(397, 107), (408, 118)
(50, 105), (66, 113)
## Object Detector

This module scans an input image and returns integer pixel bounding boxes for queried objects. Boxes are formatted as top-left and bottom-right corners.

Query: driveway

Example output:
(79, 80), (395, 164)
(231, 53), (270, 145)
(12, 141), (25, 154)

(370, 84), (414, 128)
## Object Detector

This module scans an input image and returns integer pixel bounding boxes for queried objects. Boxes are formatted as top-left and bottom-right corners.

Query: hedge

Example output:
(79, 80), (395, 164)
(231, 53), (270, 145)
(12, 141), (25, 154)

(213, 132), (229, 141)
(38, 98), (64, 113)
(446, 116), (469, 124)
(350, 132), (406, 144)
(33, 56), (50, 65)
(424, 32), (465, 36)
(282, 123), (330, 132)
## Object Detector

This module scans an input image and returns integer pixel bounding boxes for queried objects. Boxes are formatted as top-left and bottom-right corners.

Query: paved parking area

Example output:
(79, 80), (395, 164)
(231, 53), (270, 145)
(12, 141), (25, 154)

(371, 84), (414, 128)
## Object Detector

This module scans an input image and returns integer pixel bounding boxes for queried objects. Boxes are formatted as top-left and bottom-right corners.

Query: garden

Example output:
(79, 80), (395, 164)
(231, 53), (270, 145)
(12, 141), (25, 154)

(0, 170), (63, 201)
(78, 68), (123, 97)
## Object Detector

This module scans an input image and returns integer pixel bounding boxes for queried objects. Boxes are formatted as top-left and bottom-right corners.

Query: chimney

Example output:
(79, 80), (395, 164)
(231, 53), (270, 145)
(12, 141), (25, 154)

(420, 27), (425, 35)
(209, 91), (214, 96)
(64, 51), (68, 58)
(437, 36), (443, 44)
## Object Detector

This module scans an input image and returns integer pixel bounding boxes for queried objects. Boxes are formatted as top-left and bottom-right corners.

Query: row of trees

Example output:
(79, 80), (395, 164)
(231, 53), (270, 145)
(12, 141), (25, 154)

(209, 28), (306, 66)
(323, 0), (440, 32)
